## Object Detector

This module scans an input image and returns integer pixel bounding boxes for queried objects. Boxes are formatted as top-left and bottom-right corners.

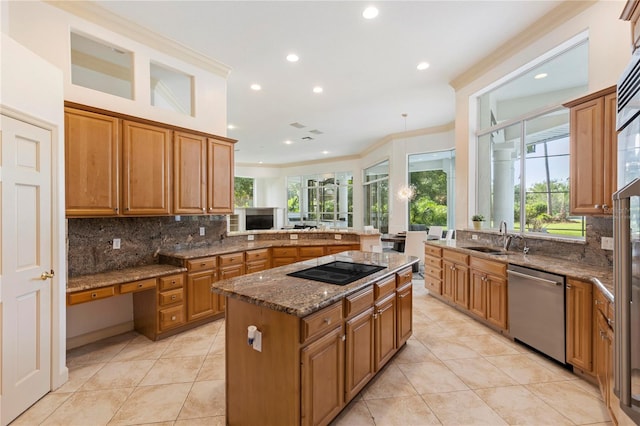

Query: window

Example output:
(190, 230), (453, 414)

(70, 32), (133, 99)
(475, 39), (587, 239)
(408, 150), (455, 231)
(234, 177), (254, 207)
(363, 161), (389, 233)
(150, 62), (194, 116)
(287, 172), (352, 228)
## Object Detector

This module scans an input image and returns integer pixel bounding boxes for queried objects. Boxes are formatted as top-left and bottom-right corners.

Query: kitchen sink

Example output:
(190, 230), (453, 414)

(463, 246), (508, 255)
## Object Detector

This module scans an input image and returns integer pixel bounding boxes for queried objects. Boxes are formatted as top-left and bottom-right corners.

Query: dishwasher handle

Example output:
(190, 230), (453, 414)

(507, 270), (563, 288)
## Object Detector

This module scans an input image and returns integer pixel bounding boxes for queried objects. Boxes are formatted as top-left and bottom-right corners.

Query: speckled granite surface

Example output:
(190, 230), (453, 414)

(158, 239), (358, 260)
(67, 264), (186, 293)
(426, 240), (614, 302)
(210, 251), (418, 317)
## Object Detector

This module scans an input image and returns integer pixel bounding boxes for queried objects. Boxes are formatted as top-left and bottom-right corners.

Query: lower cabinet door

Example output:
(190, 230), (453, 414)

(345, 308), (375, 401)
(187, 271), (217, 321)
(374, 294), (396, 371)
(301, 326), (345, 426)
(486, 275), (507, 330)
(396, 283), (413, 347)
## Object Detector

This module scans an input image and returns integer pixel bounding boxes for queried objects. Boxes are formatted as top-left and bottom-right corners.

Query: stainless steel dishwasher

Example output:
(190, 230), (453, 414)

(507, 264), (566, 363)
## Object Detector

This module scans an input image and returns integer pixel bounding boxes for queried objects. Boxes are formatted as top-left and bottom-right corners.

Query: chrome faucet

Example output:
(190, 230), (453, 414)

(498, 221), (509, 250)
(498, 221), (507, 235)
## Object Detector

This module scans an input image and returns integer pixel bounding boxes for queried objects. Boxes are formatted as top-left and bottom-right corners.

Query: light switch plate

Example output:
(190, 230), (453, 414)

(601, 236), (614, 251)
(199, 227), (205, 236)
(113, 238), (121, 249)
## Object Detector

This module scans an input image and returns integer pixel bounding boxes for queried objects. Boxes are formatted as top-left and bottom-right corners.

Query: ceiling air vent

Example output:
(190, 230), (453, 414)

(290, 122), (306, 128)
(302, 136), (314, 141)
(309, 129), (323, 135)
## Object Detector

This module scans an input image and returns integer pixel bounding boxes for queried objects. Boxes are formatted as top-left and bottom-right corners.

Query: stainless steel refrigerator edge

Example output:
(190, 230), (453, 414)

(614, 47), (640, 423)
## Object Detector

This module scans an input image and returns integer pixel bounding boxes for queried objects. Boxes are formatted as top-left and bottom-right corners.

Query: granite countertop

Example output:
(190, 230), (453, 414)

(425, 240), (614, 302)
(159, 239), (358, 260)
(210, 251), (419, 318)
(67, 264), (187, 293)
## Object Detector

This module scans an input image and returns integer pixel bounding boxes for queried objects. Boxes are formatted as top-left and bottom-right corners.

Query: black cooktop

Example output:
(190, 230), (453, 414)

(287, 261), (385, 285)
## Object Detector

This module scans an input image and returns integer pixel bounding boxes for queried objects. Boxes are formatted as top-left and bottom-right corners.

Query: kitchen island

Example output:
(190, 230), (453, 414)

(211, 251), (418, 426)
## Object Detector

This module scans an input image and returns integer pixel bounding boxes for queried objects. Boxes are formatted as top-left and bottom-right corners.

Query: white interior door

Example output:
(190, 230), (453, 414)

(1, 115), (52, 426)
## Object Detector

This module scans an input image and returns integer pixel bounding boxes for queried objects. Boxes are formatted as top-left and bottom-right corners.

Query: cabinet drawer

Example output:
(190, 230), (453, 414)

(120, 278), (156, 294)
(396, 267), (413, 286)
(67, 286), (115, 305)
(299, 246), (325, 258)
(424, 276), (442, 294)
(469, 256), (506, 276)
(425, 255), (442, 269)
(301, 302), (343, 344)
(424, 265), (442, 280)
(245, 248), (269, 262)
(374, 275), (396, 300)
(219, 252), (244, 267)
(187, 257), (217, 272)
(159, 305), (185, 331)
(159, 274), (184, 291)
(344, 287), (374, 318)
(443, 249), (468, 265)
(159, 288), (184, 306)
(272, 247), (297, 258)
(424, 245), (442, 257)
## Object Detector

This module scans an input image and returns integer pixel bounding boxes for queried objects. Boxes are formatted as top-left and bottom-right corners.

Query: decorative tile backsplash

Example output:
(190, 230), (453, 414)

(456, 216), (613, 269)
(67, 216), (228, 277)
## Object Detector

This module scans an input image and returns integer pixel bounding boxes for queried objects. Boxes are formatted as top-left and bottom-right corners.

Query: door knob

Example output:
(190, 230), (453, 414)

(40, 270), (55, 280)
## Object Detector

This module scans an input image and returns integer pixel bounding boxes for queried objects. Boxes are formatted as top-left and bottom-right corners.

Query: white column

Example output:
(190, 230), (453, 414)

(492, 146), (515, 229)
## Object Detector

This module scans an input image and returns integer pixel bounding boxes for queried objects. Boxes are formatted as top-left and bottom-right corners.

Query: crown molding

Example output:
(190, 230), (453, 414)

(46, 0), (231, 78)
(449, 0), (596, 91)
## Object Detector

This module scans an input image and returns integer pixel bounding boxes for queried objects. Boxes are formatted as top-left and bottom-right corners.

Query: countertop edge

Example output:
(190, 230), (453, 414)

(67, 264), (188, 293)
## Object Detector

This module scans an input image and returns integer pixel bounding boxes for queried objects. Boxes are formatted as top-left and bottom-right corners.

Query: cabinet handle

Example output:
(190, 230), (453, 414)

(91, 292), (98, 298)
(323, 318), (331, 325)
(114, 207), (119, 212)
(172, 280), (176, 284)
(595, 299), (602, 305)
(566, 284), (572, 289)
(171, 295), (177, 300)
(341, 335), (346, 341)
(171, 315), (177, 321)
(125, 207), (130, 211)
(595, 204), (601, 209)
(202, 208), (206, 212)
(602, 204), (609, 210)
(138, 283), (143, 288)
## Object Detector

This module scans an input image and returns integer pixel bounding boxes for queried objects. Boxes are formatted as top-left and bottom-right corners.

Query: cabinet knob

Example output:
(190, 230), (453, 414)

(91, 293), (97, 298)
(202, 208), (206, 212)
(114, 207), (119, 212)
(602, 204), (609, 211)
(171, 315), (177, 321)
(595, 204), (600, 209)
(172, 280), (176, 284)
(323, 318), (331, 325)
(566, 284), (572, 289)
(125, 207), (130, 211)
(171, 295), (177, 300)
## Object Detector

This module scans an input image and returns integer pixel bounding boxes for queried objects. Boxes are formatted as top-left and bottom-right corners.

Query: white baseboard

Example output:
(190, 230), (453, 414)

(66, 321), (134, 350)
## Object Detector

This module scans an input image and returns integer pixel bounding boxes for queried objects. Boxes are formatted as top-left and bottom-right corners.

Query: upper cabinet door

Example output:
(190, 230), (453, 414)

(173, 131), (207, 214)
(65, 108), (120, 217)
(207, 138), (235, 214)
(122, 120), (172, 215)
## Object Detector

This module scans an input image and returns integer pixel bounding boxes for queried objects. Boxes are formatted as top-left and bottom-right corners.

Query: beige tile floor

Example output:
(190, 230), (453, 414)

(13, 280), (612, 425)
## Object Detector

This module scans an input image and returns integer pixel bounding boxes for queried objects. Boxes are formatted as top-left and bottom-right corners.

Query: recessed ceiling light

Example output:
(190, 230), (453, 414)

(362, 6), (379, 19)
(534, 73), (548, 79)
(227, 124), (235, 130)
(286, 53), (299, 62)
(322, 150), (329, 155)
(250, 83), (262, 91)
(258, 161), (263, 164)
(284, 140), (293, 145)
(417, 62), (430, 71)
(313, 86), (323, 94)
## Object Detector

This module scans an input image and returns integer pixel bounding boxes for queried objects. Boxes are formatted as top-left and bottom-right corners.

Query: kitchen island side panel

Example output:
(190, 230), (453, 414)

(225, 296), (301, 425)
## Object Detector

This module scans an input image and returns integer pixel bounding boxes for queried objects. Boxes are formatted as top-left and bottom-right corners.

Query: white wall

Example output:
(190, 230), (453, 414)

(454, 0), (631, 229)
(0, 33), (68, 389)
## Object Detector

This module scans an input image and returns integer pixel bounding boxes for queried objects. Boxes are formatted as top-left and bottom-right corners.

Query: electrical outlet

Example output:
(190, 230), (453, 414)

(199, 227), (205, 236)
(290, 234), (298, 240)
(247, 234), (255, 241)
(334, 234), (342, 240)
(601, 236), (614, 251)
(472, 234), (478, 240)
(113, 238), (121, 249)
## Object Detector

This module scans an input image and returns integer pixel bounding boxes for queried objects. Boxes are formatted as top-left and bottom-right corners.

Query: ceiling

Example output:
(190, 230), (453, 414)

(93, 0), (565, 166)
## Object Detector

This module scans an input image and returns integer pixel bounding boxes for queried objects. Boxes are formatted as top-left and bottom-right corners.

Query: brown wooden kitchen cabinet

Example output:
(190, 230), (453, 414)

(65, 107), (120, 216)
(121, 120), (172, 215)
(374, 275), (397, 370)
(566, 278), (593, 373)
(424, 245), (442, 294)
(218, 252), (245, 279)
(186, 257), (220, 322)
(565, 86), (617, 216)
(396, 267), (413, 347)
(244, 248), (271, 273)
(469, 256), (508, 330)
(131, 273), (186, 340)
(207, 138), (235, 214)
(442, 249), (469, 309)
(272, 246), (299, 267)
(344, 287), (375, 401)
(593, 287), (617, 423)
(173, 131), (208, 214)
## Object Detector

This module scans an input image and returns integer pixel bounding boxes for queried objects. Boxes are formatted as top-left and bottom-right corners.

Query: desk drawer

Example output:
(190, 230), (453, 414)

(67, 286), (115, 305)
(120, 278), (156, 294)
(219, 252), (244, 267)
(301, 302), (343, 344)
(187, 257), (217, 272)
(159, 274), (184, 291)
(159, 288), (184, 306)
(245, 248), (269, 262)
(159, 305), (185, 331)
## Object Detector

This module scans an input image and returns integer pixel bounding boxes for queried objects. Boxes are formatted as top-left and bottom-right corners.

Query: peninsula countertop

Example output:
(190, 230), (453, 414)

(210, 251), (418, 317)
(425, 240), (613, 301)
